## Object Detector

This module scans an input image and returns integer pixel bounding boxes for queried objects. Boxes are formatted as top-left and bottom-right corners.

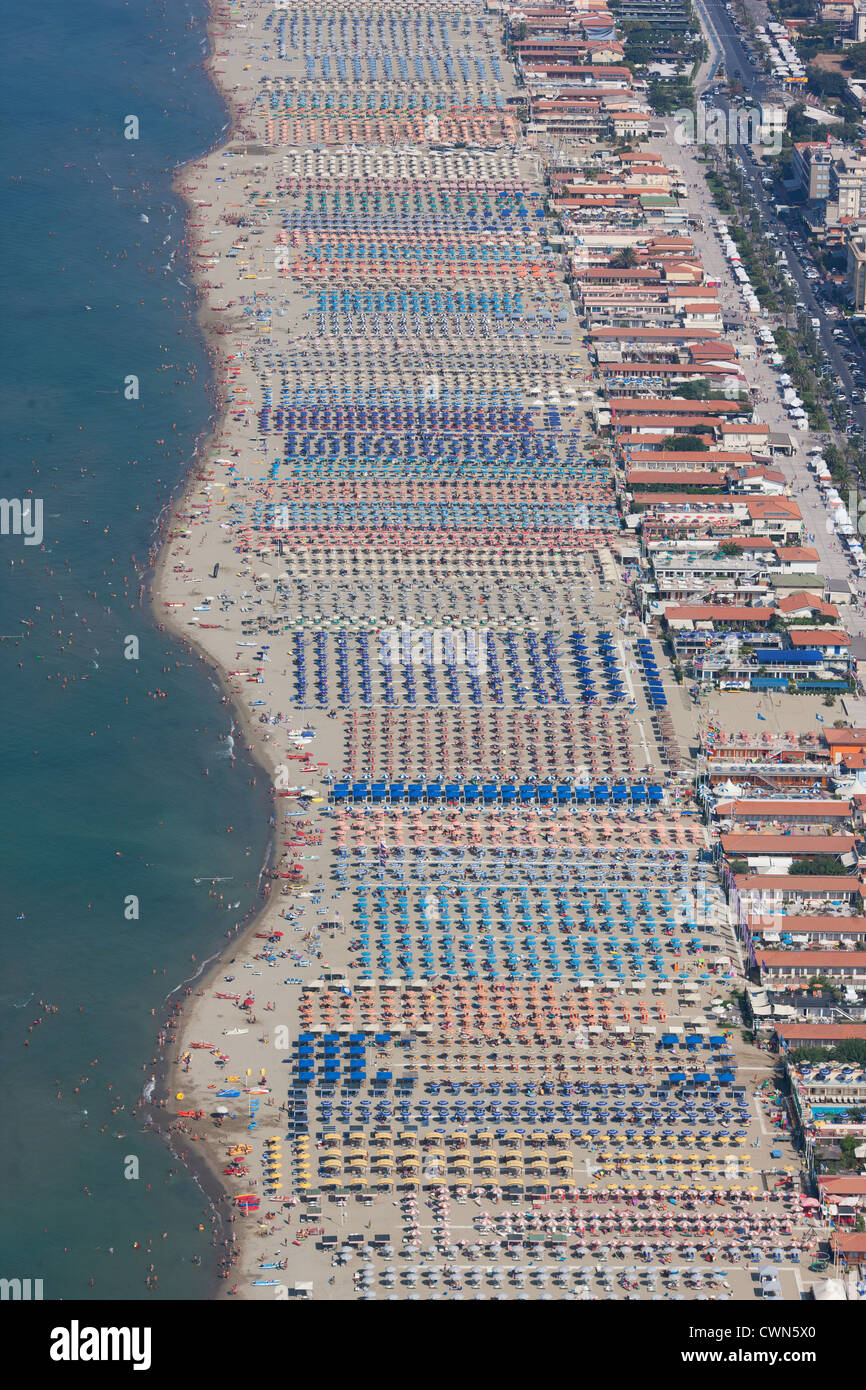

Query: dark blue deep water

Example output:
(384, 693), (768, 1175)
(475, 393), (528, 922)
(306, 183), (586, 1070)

(0, 0), (270, 1298)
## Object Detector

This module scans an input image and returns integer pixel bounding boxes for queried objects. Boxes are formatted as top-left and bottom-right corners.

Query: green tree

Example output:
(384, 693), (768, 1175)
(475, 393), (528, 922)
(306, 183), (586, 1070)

(840, 1135), (862, 1168)
(669, 434), (710, 451)
(789, 856), (850, 876)
(790, 1041), (866, 1065)
(674, 379), (711, 400)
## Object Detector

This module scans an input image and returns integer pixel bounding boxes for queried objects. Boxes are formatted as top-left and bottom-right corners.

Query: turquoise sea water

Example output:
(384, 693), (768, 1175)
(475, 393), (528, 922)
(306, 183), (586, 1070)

(0, 0), (271, 1298)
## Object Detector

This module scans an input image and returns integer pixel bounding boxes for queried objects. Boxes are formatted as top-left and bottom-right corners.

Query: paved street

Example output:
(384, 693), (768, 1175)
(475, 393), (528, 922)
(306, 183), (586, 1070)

(697, 0), (866, 427)
(646, 1), (866, 725)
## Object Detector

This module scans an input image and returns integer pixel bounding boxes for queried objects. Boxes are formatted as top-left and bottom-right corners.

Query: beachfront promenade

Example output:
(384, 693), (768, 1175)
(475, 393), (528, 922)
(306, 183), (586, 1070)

(154, 0), (815, 1300)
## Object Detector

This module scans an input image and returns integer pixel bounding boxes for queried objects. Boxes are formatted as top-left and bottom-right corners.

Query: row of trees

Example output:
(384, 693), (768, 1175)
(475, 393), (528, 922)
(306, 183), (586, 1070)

(788, 1039), (866, 1064)
(620, 19), (706, 72)
(729, 854), (850, 876)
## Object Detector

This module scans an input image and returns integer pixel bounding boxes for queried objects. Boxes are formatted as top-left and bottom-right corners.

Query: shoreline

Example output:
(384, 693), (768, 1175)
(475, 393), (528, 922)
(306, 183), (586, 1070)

(142, 0), (288, 1300)
(137, 0), (680, 1301)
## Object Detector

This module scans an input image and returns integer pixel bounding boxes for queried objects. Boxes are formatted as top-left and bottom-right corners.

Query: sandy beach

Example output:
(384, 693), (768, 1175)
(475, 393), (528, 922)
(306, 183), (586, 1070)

(141, 0), (829, 1303)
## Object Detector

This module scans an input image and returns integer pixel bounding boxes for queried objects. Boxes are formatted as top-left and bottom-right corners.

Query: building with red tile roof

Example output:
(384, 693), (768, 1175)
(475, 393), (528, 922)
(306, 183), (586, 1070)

(788, 629), (851, 648)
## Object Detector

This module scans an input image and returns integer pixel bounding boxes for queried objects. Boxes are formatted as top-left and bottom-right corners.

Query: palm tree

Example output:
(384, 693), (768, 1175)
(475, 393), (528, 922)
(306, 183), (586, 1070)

(610, 247), (638, 269)
(776, 281), (796, 329)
